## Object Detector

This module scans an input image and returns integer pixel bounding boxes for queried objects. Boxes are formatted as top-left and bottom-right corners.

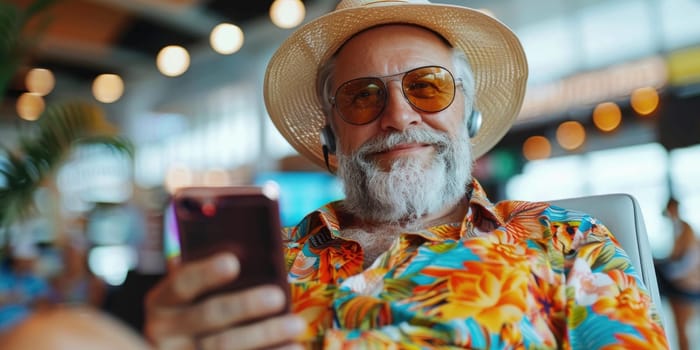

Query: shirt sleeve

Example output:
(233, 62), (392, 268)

(560, 213), (669, 349)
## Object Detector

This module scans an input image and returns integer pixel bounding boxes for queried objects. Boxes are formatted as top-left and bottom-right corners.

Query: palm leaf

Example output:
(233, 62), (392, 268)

(0, 100), (133, 228)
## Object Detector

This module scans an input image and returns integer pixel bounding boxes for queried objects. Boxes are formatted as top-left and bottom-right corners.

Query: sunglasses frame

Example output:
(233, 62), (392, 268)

(329, 65), (462, 126)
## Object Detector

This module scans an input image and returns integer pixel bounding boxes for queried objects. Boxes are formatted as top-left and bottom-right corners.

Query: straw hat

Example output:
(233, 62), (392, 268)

(264, 0), (528, 171)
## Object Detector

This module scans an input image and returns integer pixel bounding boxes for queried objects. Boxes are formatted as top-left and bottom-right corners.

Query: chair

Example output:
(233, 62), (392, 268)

(548, 193), (665, 326)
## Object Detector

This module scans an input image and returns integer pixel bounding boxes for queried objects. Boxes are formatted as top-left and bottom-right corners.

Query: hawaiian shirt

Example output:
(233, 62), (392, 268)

(283, 180), (669, 349)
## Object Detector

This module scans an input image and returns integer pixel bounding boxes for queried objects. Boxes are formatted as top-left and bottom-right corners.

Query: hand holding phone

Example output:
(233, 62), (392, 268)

(172, 184), (290, 309)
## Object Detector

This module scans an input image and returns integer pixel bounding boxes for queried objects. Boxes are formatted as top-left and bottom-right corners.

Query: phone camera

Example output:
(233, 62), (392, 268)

(179, 197), (201, 215)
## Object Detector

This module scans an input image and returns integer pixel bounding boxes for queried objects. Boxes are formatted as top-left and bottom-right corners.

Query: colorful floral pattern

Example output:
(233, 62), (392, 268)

(283, 180), (669, 349)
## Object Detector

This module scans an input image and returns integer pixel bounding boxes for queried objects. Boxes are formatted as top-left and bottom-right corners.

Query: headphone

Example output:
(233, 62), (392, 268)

(320, 124), (337, 155)
(319, 109), (482, 171)
(467, 109), (482, 140)
(320, 125), (336, 172)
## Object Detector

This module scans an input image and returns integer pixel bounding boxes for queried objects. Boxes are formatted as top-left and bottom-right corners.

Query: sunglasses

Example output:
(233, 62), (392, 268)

(329, 65), (461, 125)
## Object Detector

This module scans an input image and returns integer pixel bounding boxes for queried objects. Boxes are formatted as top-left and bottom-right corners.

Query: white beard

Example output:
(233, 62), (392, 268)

(336, 126), (472, 227)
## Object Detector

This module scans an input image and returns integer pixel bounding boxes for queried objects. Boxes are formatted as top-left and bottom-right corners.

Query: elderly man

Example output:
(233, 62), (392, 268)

(145, 0), (669, 349)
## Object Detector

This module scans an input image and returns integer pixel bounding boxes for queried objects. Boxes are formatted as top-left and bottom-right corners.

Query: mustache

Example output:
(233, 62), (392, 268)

(353, 128), (452, 159)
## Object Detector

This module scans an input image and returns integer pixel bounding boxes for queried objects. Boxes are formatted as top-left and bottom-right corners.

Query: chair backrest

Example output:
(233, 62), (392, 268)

(548, 193), (664, 324)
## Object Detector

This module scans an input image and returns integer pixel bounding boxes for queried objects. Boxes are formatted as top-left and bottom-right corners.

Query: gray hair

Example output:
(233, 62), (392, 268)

(316, 47), (477, 130)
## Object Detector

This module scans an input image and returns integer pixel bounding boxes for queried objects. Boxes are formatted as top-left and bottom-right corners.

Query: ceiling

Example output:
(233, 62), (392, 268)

(2, 0), (619, 100)
(2, 0), (328, 102)
(3, 0), (700, 126)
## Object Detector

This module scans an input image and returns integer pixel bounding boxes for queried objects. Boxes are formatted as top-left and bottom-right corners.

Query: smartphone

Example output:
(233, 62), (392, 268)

(173, 184), (290, 311)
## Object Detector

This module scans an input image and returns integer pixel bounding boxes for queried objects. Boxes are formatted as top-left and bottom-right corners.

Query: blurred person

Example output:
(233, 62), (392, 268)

(144, 0), (669, 349)
(0, 306), (151, 350)
(0, 238), (53, 333)
(49, 231), (107, 307)
(656, 197), (700, 350)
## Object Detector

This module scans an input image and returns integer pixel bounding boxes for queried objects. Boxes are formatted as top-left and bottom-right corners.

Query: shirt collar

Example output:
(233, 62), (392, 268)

(290, 178), (506, 242)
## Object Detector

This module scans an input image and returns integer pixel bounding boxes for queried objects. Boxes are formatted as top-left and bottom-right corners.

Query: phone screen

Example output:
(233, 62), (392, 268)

(173, 186), (289, 305)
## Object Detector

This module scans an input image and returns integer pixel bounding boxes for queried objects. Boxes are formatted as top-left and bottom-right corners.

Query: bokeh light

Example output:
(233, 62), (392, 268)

(630, 87), (659, 116)
(156, 45), (190, 77)
(522, 136), (552, 161)
(210, 23), (244, 55)
(556, 121), (586, 151)
(16, 92), (45, 121)
(270, 0), (305, 29)
(165, 164), (193, 194)
(592, 102), (622, 132)
(25, 68), (55, 96)
(92, 74), (125, 103)
(203, 168), (230, 187)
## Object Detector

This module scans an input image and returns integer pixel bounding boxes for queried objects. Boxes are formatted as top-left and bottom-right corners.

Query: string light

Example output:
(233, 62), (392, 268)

(522, 136), (551, 161)
(270, 0), (305, 29)
(165, 165), (193, 194)
(156, 45), (190, 77)
(592, 102), (622, 132)
(92, 74), (124, 103)
(556, 121), (586, 151)
(25, 68), (55, 96)
(16, 92), (45, 121)
(630, 87), (659, 116)
(210, 23), (244, 55)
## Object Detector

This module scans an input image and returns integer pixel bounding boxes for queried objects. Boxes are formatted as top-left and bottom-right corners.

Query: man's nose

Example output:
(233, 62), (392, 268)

(379, 82), (422, 132)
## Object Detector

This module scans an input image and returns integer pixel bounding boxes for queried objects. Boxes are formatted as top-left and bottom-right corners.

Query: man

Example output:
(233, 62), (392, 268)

(145, 0), (669, 349)
(656, 198), (700, 350)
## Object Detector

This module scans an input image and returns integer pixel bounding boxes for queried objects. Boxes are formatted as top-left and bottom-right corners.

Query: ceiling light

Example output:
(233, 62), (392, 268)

(156, 45), (190, 77)
(203, 168), (230, 187)
(270, 0), (305, 29)
(25, 68), (55, 96)
(556, 121), (586, 151)
(16, 92), (45, 121)
(630, 87), (659, 116)
(592, 102), (622, 132)
(522, 136), (551, 161)
(92, 74), (124, 103)
(210, 23), (244, 55)
(165, 164), (193, 194)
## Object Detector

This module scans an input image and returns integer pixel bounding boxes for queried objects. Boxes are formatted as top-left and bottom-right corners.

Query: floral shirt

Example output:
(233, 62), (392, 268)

(283, 180), (669, 349)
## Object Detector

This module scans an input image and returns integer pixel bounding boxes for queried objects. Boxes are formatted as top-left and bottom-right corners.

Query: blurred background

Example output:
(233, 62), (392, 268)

(0, 0), (699, 348)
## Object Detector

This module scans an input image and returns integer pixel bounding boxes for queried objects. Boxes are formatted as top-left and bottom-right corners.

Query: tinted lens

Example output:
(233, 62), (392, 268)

(402, 66), (456, 112)
(332, 66), (457, 125)
(334, 78), (386, 125)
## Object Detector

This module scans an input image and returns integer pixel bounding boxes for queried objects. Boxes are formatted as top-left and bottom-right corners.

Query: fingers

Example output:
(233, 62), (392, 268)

(147, 253), (240, 307)
(145, 253), (240, 343)
(164, 285), (289, 335)
(198, 314), (307, 350)
(144, 252), (303, 350)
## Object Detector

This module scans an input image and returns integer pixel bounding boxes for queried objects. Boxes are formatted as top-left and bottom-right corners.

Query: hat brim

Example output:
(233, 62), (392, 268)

(264, 3), (528, 171)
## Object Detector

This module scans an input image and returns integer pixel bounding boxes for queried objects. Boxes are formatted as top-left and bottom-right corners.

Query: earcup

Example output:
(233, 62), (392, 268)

(467, 109), (482, 138)
(320, 125), (336, 154)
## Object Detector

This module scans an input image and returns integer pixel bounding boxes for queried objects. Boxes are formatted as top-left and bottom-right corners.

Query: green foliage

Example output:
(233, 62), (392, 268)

(0, 0), (57, 104)
(0, 101), (133, 227)
(0, 0), (134, 232)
